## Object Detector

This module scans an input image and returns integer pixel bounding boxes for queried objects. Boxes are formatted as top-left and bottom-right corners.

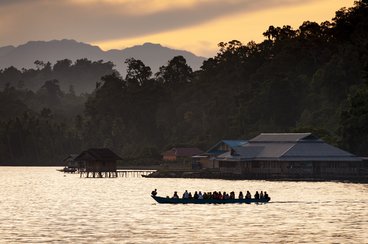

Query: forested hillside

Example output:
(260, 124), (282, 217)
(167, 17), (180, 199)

(0, 59), (116, 94)
(0, 1), (367, 165)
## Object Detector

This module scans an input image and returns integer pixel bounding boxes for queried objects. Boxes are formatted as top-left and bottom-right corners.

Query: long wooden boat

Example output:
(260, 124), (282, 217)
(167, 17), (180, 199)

(57, 167), (77, 173)
(152, 195), (270, 204)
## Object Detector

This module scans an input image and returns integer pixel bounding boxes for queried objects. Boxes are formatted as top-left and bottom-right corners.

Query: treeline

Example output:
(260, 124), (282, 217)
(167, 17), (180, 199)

(0, 59), (116, 94)
(1, 1), (368, 165)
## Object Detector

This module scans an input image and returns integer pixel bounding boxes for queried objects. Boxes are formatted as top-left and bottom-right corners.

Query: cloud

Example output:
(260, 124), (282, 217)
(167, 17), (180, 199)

(0, 0), (315, 47)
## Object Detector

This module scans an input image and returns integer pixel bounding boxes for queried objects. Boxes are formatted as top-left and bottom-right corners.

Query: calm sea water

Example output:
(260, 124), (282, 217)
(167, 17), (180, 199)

(0, 167), (367, 243)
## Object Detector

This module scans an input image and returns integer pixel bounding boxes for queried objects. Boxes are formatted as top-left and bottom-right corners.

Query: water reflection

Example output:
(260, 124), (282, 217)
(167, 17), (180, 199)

(0, 167), (367, 243)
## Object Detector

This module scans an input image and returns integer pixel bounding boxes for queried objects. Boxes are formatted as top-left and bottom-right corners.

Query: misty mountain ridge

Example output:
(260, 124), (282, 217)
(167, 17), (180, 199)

(0, 39), (206, 75)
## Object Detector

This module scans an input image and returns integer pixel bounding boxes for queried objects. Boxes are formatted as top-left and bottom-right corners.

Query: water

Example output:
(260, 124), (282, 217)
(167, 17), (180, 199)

(0, 167), (367, 243)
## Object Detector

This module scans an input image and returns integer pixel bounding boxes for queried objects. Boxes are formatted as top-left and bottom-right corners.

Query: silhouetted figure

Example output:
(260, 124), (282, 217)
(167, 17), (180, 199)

(245, 191), (251, 199)
(198, 191), (203, 199)
(183, 190), (189, 199)
(194, 191), (199, 199)
(260, 191), (264, 199)
(239, 191), (244, 199)
(151, 189), (157, 196)
(188, 192), (193, 199)
(254, 191), (259, 199)
(172, 191), (179, 199)
(264, 191), (270, 200)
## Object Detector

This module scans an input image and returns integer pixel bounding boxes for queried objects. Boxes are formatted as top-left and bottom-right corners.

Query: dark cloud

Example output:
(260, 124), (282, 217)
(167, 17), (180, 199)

(0, 0), (313, 46)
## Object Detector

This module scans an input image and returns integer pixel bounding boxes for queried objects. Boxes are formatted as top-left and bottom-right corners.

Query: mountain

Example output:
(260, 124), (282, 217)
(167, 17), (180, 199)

(0, 45), (15, 57)
(0, 39), (206, 75)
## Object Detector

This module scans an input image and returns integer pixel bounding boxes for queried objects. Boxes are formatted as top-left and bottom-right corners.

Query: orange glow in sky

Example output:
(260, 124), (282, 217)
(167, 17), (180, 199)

(0, 0), (355, 57)
(92, 0), (354, 56)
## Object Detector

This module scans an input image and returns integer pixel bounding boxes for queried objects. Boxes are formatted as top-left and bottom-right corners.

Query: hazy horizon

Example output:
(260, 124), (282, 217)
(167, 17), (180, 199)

(0, 0), (355, 57)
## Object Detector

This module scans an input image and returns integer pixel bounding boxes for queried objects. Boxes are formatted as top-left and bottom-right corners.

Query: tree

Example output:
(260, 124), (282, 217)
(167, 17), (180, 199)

(340, 84), (368, 155)
(155, 56), (193, 87)
(125, 58), (152, 87)
(37, 79), (63, 107)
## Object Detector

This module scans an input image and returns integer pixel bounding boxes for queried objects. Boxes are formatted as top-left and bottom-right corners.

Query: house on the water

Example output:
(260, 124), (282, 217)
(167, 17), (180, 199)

(74, 148), (122, 178)
(193, 140), (247, 169)
(195, 133), (367, 180)
(162, 147), (203, 161)
(162, 147), (203, 170)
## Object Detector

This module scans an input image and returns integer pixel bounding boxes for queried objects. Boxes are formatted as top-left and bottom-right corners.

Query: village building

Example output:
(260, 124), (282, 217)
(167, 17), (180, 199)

(74, 148), (122, 178)
(162, 147), (203, 170)
(193, 140), (247, 169)
(213, 133), (366, 179)
(162, 147), (203, 161)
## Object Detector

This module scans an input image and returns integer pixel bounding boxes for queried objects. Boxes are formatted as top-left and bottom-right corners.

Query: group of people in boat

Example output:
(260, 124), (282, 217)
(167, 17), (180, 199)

(151, 189), (269, 200)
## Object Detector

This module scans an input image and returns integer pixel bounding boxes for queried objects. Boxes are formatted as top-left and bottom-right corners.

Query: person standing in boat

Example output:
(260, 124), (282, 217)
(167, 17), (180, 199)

(151, 189), (157, 196)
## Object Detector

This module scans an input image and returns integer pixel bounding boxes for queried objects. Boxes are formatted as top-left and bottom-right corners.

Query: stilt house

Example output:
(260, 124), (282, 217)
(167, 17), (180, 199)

(75, 148), (122, 177)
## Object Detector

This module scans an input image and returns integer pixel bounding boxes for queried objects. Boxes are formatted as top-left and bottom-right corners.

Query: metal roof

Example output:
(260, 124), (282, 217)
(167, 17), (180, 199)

(162, 147), (203, 157)
(74, 148), (122, 161)
(217, 133), (362, 162)
(222, 140), (248, 147)
(283, 142), (355, 158)
(249, 133), (320, 143)
(206, 140), (247, 154)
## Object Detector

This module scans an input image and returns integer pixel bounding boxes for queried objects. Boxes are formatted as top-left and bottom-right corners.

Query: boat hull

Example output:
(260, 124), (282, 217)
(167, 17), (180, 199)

(151, 195), (270, 204)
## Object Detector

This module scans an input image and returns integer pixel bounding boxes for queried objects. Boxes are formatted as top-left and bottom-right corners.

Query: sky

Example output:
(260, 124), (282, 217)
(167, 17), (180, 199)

(0, 0), (355, 57)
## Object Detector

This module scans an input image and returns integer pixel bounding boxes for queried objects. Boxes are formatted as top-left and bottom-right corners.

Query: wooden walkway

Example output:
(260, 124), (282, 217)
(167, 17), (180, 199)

(79, 170), (156, 178)
(117, 170), (156, 177)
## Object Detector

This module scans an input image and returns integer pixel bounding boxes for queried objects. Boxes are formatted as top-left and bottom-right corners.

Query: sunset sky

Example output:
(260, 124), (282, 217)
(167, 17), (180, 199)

(0, 0), (355, 57)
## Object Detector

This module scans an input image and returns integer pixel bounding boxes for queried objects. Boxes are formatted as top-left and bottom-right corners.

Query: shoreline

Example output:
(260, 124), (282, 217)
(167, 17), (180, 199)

(144, 170), (368, 184)
(0, 165), (366, 183)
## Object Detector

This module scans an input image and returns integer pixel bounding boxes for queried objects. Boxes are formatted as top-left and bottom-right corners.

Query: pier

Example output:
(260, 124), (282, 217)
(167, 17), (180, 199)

(79, 169), (156, 178)
(117, 169), (155, 177)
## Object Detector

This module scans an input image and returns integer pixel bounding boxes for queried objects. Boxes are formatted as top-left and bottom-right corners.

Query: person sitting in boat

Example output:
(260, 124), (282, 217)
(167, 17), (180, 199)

(188, 192), (193, 199)
(194, 191), (199, 199)
(260, 191), (264, 199)
(198, 191), (203, 199)
(183, 190), (189, 199)
(203, 192), (208, 199)
(172, 191), (179, 199)
(239, 191), (244, 199)
(245, 191), (251, 199)
(264, 191), (269, 200)
(230, 191), (235, 199)
(151, 189), (157, 196)
(254, 191), (260, 199)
